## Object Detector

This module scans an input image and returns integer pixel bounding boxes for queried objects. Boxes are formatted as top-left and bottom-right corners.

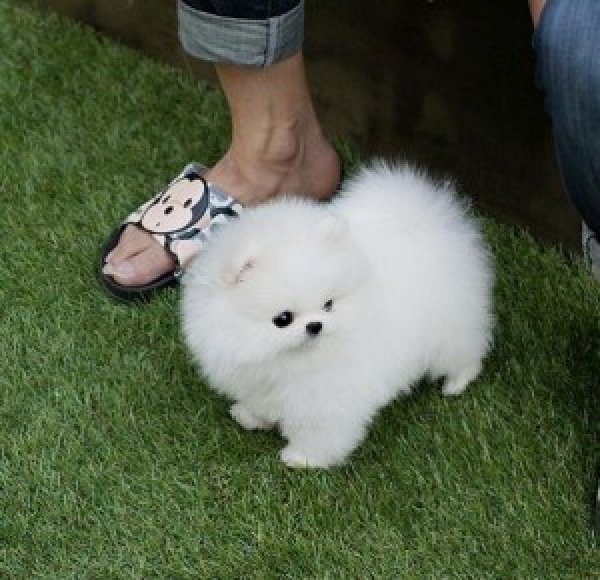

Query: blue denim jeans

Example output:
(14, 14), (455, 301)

(178, 0), (304, 67)
(533, 0), (600, 237)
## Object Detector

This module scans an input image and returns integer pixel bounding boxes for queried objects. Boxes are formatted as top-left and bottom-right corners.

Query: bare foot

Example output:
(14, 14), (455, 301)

(102, 136), (340, 287)
(102, 53), (341, 288)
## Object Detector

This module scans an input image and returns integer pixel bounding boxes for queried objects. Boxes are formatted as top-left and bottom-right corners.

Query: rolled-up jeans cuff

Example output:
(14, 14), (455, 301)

(177, 0), (304, 67)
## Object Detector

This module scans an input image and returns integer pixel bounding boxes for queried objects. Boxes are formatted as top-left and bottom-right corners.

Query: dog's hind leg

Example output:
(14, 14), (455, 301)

(441, 362), (482, 396)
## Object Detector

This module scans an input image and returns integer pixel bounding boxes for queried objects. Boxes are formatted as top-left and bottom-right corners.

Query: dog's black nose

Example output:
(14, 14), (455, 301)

(305, 321), (322, 336)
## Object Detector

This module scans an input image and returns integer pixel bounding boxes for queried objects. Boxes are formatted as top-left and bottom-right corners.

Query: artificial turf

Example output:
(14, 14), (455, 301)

(0, 1), (598, 576)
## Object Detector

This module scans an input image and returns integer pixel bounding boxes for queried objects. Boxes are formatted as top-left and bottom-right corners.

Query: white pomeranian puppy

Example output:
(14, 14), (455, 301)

(182, 162), (494, 468)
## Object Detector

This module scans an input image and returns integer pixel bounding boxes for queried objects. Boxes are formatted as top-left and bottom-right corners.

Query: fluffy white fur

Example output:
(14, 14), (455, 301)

(181, 161), (494, 468)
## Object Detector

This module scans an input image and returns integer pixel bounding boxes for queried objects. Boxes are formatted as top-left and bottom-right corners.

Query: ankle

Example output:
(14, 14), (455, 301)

(231, 110), (318, 173)
(208, 125), (339, 206)
(262, 120), (304, 167)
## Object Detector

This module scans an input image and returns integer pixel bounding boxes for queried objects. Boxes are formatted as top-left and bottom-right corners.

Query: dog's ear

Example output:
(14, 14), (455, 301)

(221, 240), (260, 286)
(316, 212), (348, 243)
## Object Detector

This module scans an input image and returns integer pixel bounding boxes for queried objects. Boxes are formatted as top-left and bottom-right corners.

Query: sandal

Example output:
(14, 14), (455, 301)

(100, 163), (243, 301)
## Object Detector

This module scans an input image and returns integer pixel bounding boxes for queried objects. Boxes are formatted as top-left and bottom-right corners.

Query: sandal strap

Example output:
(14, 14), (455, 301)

(124, 163), (242, 276)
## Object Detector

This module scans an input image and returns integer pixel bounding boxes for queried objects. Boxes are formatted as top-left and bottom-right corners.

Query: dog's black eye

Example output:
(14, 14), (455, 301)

(273, 311), (294, 328)
(184, 198), (192, 208)
(323, 299), (334, 312)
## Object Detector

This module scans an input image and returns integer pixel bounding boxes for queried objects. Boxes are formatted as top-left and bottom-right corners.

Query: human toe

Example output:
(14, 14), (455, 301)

(102, 243), (175, 286)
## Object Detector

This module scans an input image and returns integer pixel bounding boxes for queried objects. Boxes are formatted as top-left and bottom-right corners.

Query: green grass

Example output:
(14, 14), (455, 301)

(1, 2), (598, 577)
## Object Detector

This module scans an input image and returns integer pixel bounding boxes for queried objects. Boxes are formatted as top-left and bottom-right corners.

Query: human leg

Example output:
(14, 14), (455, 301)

(531, 0), (600, 530)
(102, 0), (339, 290)
(531, 0), (600, 276)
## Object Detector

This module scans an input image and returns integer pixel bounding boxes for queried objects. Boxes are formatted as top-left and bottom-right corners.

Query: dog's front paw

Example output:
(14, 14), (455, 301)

(280, 446), (336, 469)
(280, 446), (312, 468)
(442, 364), (481, 396)
(229, 403), (273, 431)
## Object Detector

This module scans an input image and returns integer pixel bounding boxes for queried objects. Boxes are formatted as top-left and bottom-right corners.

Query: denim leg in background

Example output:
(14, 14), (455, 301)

(535, 0), (600, 522)
(178, 0), (304, 67)
(533, 0), (600, 239)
